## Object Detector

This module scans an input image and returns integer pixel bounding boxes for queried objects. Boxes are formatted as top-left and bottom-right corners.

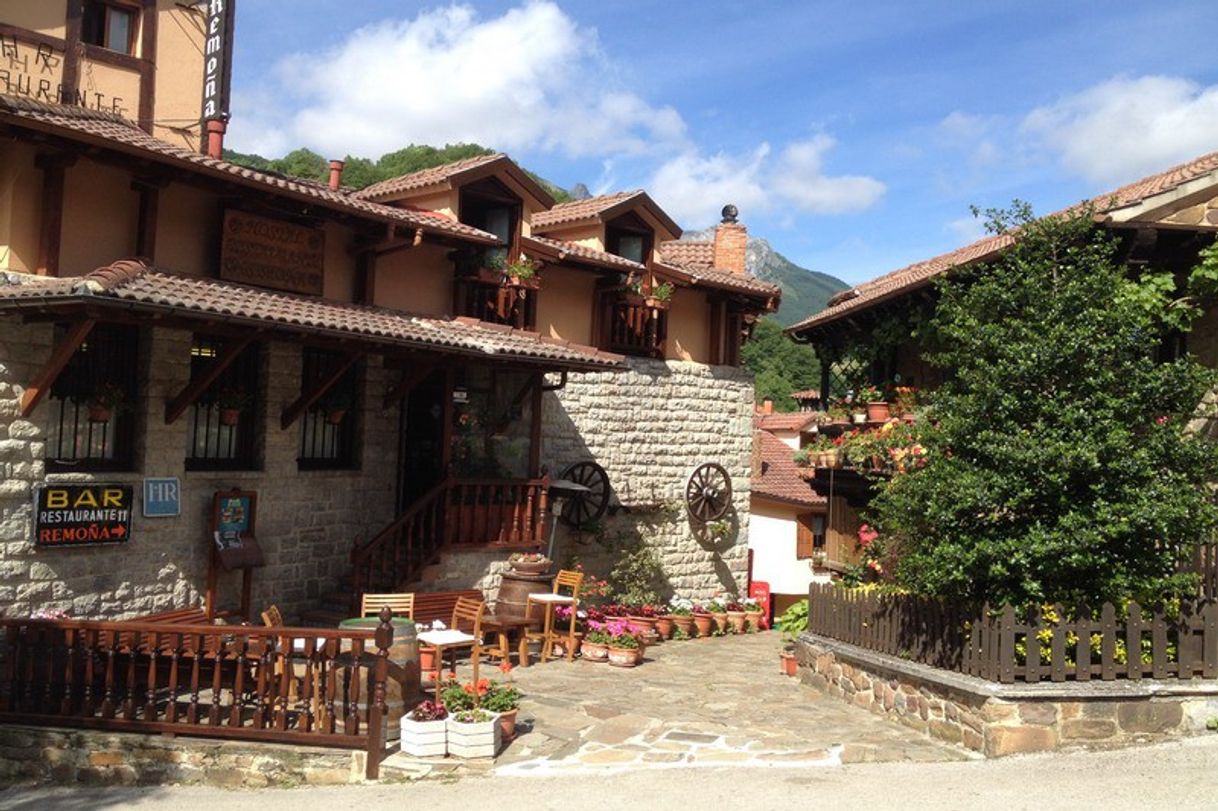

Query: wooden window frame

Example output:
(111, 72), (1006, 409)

(82, 0), (140, 56)
(185, 335), (262, 472)
(297, 347), (361, 471)
(796, 513), (825, 560)
(605, 212), (653, 265)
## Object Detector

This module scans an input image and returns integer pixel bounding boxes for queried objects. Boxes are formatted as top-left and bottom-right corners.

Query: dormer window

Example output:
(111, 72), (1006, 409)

(606, 212), (653, 264)
(460, 177), (522, 265)
(83, 1), (138, 56)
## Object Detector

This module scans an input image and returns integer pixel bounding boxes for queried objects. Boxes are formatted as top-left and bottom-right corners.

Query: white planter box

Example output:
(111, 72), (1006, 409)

(401, 717), (447, 758)
(446, 713), (501, 759)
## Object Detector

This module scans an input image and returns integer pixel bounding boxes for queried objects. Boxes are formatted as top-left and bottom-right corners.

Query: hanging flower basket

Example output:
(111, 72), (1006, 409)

(219, 408), (241, 427)
(325, 408), (347, 425)
(87, 405), (113, 424)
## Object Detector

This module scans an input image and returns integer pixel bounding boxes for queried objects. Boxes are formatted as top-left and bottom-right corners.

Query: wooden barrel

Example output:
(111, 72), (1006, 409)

(339, 617), (419, 741)
(495, 571), (554, 630)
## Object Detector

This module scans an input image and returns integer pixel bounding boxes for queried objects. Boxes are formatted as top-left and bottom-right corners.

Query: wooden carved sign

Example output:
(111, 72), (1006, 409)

(33, 484), (134, 547)
(220, 210), (325, 296)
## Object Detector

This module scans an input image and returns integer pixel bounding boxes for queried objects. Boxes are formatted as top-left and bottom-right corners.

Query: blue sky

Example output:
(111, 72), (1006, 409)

(226, 1), (1218, 285)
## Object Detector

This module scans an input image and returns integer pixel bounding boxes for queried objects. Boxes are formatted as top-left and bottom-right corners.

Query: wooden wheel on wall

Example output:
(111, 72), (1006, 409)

(557, 461), (611, 529)
(685, 462), (731, 523)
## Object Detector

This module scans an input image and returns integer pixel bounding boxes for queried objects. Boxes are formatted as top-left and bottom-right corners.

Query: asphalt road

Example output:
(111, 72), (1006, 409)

(3, 735), (1217, 811)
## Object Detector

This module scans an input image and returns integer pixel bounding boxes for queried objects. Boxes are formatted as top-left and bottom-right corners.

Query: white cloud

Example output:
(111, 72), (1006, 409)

(228, 2), (686, 159)
(1021, 75), (1218, 185)
(936, 111), (1003, 167)
(945, 214), (987, 244)
(649, 136), (885, 226)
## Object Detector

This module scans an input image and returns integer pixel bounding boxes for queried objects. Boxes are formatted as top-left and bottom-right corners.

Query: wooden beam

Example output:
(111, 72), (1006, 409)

(163, 333), (258, 424)
(529, 371), (543, 477)
(134, 182), (159, 260)
(280, 352), (362, 430)
(35, 153), (75, 276)
(20, 319), (96, 417)
(138, 0), (157, 134)
(381, 363), (436, 411)
(62, 6), (82, 104)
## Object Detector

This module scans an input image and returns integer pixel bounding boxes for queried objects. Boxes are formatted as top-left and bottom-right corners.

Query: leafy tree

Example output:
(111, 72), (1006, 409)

(869, 203), (1218, 606)
(742, 318), (821, 411)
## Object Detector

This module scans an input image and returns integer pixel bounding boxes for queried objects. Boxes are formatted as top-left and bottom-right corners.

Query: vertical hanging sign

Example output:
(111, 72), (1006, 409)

(200, 0), (236, 122)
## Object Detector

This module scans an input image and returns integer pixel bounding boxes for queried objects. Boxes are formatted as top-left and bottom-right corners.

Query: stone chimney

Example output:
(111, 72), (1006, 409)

(713, 203), (748, 274)
(204, 119), (226, 160)
(328, 159), (345, 191)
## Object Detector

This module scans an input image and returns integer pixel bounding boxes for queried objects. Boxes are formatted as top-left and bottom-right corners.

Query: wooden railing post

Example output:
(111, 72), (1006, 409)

(366, 607), (394, 780)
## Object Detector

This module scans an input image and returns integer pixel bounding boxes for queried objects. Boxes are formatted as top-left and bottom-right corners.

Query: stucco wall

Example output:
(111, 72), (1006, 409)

(749, 499), (822, 596)
(0, 318), (398, 621)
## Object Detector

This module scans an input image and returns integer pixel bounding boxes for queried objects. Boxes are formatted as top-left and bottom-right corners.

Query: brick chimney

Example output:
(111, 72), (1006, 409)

(204, 119), (226, 160)
(328, 159), (345, 191)
(713, 203), (748, 274)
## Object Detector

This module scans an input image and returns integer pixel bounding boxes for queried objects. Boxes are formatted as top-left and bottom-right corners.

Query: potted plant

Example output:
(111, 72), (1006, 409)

(893, 385), (919, 420)
(857, 384), (890, 422)
(625, 604), (659, 642)
(85, 382), (125, 423)
(214, 386), (250, 427)
(582, 621), (611, 662)
(666, 597), (695, 637)
(778, 600), (808, 677)
(741, 596), (764, 631)
(320, 391), (352, 425)
(644, 281), (674, 310)
(481, 673), (522, 741)
(724, 600), (748, 634)
(401, 700), (448, 757)
(811, 549), (828, 569)
(501, 254), (541, 290)
(653, 610), (675, 639)
(507, 552), (552, 575)
(691, 605), (713, 638)
(606, 622), (643, 667)
(705, 597), (729, 633)
(446, 708), (501, 759)
(620, 277), (645, 306)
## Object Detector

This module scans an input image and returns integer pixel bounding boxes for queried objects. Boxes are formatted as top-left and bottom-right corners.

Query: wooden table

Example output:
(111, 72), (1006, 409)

(481, 614), (534, 668)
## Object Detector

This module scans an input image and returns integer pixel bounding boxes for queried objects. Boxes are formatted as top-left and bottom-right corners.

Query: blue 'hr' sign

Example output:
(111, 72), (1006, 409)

(143, 478), (181, 517)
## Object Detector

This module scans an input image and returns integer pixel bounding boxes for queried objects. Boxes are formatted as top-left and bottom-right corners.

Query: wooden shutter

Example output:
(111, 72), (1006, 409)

(796, 513), (816, 559)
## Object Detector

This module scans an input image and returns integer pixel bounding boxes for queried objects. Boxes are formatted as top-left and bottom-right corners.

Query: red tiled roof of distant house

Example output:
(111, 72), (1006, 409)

(752, 430), (825, 507)
(789, 147), (1218, 334)
(754, 412), (818, 433)
(790, 389), (820, 400)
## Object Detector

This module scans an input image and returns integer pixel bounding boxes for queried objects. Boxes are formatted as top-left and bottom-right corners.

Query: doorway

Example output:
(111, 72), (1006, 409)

(397, 369), (447, 512)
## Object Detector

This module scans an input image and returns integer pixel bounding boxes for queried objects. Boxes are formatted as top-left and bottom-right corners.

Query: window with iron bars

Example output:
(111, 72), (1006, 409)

(185, 336), (261, 471)
(298, 348), (360, 470)
(45, 323), (139, 472)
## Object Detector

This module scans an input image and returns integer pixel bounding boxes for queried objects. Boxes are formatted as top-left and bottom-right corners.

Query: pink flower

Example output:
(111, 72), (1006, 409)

(858, 525), (879, 547)
(1156, 416), (1169, 426)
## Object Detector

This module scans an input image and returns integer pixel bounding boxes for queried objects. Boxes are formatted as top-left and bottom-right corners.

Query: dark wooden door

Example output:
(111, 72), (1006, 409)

(398, 370), (446, 511)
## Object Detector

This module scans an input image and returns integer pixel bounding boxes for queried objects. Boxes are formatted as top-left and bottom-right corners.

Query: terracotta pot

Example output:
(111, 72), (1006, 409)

(672, 615), (694, 636)
(325, 408), (347, 425)
(420, 648), (438, 684)
(607, 646), (642, 668)
(654, 616), (675, 639)
(510, 560), (552, 575)
(711, 612), (729, 633)
(644, 296), (670, 311)
(903, 412), (916, 425)
(780, 651), (798, 677)
(87, 405), (113, 424)
(219, 408), (241, 426)
(726, 611), (747, 634)
(581, 641), (609, 662)
(627, 616), (659, 644)
(692, 614), (713, 637)
(507, 274), (541, 290)
(497, 708), (519, 740)
(866, 401), (891, 422)
(551, 632), (584, 659)
(744, 610), (764, 631)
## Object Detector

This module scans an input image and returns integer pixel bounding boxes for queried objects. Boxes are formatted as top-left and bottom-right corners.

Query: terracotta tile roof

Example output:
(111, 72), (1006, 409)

(522, 235), (646, 272)
(754, 412), (818, 433)
(680, 266), (781, 299)
(789, 147), (1218, 335)
(0, 261), (624, 371)
(752, 430), (825, 508)
(659, 240), (714, 269)
(790, 389), (821, 400)
(352, 153), (503, 200)
(531, 191), (644, 231)
(0, 95), (498, 246)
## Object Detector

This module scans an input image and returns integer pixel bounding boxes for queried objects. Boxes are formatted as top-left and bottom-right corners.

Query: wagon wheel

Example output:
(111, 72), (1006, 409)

(558, 461), (611, 529)
(685, 462), (732, 523)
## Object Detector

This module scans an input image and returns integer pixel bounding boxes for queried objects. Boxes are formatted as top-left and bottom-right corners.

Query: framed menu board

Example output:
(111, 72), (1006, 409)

(210, 490), (264, 570)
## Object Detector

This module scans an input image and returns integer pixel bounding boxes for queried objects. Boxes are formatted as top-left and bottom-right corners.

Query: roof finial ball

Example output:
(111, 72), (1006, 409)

(721, 204), (739, 224)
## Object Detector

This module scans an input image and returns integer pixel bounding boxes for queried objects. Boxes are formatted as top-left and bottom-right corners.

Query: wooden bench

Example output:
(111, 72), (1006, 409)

(136, 606), (213, 625)
(412, 590), (485, 625)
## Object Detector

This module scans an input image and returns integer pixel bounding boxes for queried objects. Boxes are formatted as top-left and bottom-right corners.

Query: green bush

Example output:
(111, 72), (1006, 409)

(868, 204), (1218, 607)
(778, 600), (808, 643)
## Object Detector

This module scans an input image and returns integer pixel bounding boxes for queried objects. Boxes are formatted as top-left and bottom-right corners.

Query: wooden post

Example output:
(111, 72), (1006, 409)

(35, 154), (75, 277)
(529, 371), (543, 477)
(366, 607), (394, 780)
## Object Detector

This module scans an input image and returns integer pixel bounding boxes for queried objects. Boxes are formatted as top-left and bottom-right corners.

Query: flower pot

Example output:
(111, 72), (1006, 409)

(219, 408), (241, 426)
(401, 716), (447, 758)
(607, 646), (642, 667)
(744, 610), (764, 631)
(551, 632), (583, 659)
(581, 640), (609, 662)
(620, 292), (645, 307)
(447, 713), (502, 759)
(780, 651), (798, 677)
(903, 412), (916, 425)
(851, 412), (867, 425)
(654, 616), (676, 639)
(692, 614), (713, 637)
(510, 559), (552, 575)
(627, 616), (658, 643)
(726, 611), (747, 634)
(87, 405), (113, 424)
(506, 274), (540, 290)
(644, 296), (670, 311)
(671, 616), (694, 637)
(711, 612), (729, 633)
(420, 647), (438, 685)
(497, 708), (519, 740)
(326, 408), (347, 425)
(866, 401), (891, 422)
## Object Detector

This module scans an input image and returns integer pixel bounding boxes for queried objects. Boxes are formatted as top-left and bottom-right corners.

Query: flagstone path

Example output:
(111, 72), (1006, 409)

(381, 630), (968, 779)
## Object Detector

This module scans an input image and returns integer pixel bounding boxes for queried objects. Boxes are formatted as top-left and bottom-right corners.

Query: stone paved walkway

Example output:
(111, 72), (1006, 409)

(382, 631), (968, 779)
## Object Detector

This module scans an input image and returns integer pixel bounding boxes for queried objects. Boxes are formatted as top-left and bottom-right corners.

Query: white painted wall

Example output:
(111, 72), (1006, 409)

(749, 499), (825, 596)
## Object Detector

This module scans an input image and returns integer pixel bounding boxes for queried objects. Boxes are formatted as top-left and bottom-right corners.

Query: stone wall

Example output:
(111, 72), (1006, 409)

(797, 633), (1218, 757)
(0, 318), (399, 621)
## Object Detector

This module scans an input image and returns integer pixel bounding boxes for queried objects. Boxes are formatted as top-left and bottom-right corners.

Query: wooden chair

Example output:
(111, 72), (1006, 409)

(527, 569), (584, 663)
(360, 592), (415, 619)
(417, 596), (485, 701)
(260, 604), (284, 628)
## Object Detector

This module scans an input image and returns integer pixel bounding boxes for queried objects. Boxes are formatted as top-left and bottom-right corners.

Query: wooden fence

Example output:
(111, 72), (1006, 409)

(0, 613), (395, 779)
(807, 583), (1218, 684)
